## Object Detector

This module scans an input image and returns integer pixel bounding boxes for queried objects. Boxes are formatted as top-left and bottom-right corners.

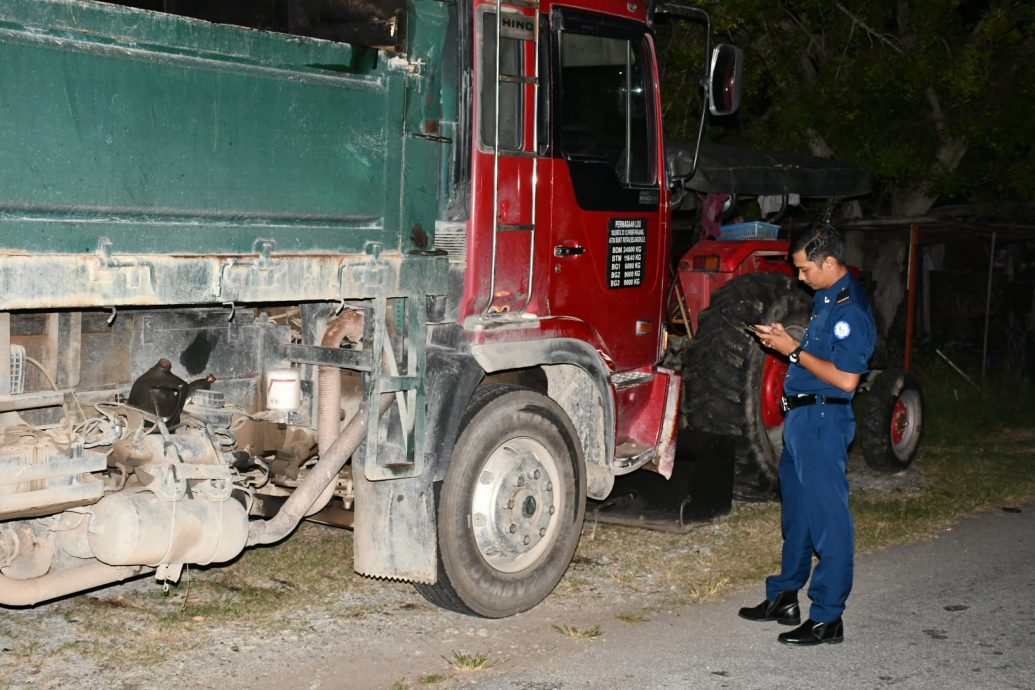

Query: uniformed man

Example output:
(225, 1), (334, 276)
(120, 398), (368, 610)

(738, 223), (876, 646)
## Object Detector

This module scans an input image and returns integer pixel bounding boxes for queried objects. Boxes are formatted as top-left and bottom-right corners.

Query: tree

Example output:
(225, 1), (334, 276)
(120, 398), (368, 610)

(659, 0), (1034, 330)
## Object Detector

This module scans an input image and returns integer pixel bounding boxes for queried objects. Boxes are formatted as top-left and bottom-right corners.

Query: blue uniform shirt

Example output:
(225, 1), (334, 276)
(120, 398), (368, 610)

(784, 271), (876, 398)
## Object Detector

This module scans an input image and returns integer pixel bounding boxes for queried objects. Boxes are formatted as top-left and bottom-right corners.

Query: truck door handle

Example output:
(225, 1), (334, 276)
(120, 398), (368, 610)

(554, 245), (585, 257)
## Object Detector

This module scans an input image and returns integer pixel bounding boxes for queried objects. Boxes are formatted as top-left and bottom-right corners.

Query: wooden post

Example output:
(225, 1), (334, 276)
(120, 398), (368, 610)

(904, 224), (919, 373)
(981, 231), (996, 385)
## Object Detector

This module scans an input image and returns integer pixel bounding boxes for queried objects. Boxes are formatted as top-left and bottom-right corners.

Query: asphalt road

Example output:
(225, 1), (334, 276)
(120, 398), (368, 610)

(256, 504), (1034, 690)
(467, 505), (1035, 690)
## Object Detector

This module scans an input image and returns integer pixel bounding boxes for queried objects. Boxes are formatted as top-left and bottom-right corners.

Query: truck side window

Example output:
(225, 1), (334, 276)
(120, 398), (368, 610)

(558, 31), (655, 186)
(479, 12), (526, 152)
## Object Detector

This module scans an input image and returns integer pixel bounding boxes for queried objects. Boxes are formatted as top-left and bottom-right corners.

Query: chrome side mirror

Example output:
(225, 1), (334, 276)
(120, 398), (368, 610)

(708, 44), (743, 116)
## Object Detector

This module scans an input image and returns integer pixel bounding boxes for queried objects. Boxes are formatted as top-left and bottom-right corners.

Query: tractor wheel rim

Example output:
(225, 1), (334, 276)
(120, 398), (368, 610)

(761, 355), (788, 429)
(890, 389), (922, 456)
(891, 399), (909, 446)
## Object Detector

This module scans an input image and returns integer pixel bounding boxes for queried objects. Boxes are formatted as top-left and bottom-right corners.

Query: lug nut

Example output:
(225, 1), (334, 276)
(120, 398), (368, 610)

(533, 469), (541, 479)
(507, 499), (514, 509)
(549, 506), (555, 515)
(546, 482), (553, 492)
(509, 523), (517, 533)
(523, 535), (530, 545)
(539, 528), (546, 536)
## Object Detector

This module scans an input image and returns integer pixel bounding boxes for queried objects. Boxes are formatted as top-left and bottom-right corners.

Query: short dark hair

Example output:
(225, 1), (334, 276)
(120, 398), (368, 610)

(791, 223), (845, 264)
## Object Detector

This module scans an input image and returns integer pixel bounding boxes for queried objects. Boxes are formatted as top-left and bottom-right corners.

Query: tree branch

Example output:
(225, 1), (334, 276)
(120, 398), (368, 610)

(926, 86), (969, 173)
(806, 128), (834, 158)
(925, 86), (951, 144)
(896, 0), (917, 51)
(834, 2), (903, 54)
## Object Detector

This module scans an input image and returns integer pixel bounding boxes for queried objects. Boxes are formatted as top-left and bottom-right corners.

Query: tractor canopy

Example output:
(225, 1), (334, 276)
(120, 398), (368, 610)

(667, 141), (872, 199)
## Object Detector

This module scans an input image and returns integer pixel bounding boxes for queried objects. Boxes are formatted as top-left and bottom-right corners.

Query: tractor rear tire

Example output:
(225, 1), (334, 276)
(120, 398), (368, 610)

(683, 272), (811, 500)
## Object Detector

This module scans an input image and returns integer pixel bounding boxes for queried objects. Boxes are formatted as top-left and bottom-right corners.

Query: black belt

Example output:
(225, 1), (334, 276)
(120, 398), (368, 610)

(781, 394), (852, 412)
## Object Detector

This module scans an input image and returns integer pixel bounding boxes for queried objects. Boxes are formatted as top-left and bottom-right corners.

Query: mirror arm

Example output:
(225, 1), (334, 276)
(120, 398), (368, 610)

(650, 3), (712, 184)
(684, 72), (709, 182)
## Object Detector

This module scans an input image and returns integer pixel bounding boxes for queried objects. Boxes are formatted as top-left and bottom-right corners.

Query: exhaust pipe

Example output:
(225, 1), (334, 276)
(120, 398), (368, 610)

(308, 309), (365, 516)
(247, 393), (393, 547)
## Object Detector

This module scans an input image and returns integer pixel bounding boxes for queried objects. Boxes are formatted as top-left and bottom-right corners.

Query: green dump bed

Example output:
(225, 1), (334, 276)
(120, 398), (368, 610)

(0, 0), (447, 309)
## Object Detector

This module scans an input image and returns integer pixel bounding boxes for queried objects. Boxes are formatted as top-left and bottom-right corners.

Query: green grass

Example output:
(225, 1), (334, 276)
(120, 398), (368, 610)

(912, 355), (1035, 445)
(562, 372), (1035, 615)
(417, 673), (454, 684)
(445, 651), (493, 672)
(854, 430), (1035, 549)
(615, 612), (649, 623)
(552, 623), (603, 639)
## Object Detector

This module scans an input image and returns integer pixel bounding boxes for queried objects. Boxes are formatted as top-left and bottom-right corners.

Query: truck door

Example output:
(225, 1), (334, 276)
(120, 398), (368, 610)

(544, 9), (667, 372)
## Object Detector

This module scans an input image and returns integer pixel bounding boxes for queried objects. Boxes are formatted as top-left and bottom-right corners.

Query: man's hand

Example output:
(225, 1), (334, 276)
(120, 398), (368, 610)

(752, 322), (798, 357)
(755, 322), (861, 392)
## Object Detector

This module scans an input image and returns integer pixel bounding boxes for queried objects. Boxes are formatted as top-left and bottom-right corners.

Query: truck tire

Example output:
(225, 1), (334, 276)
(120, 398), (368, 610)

(683, 272), (811, 500)
(415, 385), (586, 617)
(858, 368), (924, 471)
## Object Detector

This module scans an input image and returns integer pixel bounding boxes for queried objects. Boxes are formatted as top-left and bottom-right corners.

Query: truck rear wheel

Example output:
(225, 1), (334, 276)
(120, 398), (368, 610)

(415, 385), (586, 617)
(683, 272), (811, 500)
(859, 368), (924, 471)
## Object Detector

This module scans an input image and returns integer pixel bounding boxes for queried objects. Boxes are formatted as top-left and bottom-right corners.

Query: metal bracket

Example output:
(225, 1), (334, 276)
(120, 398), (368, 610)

(338, 241), (388, 291)
(88, 237), (156, 295)
(254, 239), (276, 270)
(363, 297), (428, 481)
(216, 239), (280, 297)
(146, 463), (233, 502)
(405, 58), (425, 77)
(155, 562), (185, 584)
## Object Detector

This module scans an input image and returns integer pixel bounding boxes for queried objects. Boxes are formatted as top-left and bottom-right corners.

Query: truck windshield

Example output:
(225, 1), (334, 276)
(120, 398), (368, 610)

(558, 30), (655, 186)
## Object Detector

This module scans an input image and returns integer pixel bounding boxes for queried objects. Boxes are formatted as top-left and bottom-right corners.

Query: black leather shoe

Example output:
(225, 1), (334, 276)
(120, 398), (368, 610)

(738, 591), (801, 625)
(777, 618), (844, 646)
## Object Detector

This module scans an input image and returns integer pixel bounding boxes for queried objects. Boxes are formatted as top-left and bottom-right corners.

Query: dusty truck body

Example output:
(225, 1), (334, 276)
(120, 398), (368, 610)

(0, 0), (746, 616)
(0, 0), (454, 603)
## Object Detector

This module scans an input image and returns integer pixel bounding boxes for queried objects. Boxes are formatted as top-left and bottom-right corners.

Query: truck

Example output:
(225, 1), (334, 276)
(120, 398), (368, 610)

(0, 0), (921, 618)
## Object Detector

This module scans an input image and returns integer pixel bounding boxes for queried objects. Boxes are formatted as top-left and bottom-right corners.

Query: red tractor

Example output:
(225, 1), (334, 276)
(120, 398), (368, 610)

(668, 142), (925, 500)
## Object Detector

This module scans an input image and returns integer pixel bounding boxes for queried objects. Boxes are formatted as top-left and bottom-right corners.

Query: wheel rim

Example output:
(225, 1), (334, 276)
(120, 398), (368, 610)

(470, 436), (564, 574)
(760, 355), (788, 429)
(891, 400), (908, 445)
(891, 389), (922, 458)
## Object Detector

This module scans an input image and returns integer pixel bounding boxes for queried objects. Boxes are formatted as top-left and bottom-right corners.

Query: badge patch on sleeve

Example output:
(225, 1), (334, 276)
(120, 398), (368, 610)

(833, 320), (851, 339)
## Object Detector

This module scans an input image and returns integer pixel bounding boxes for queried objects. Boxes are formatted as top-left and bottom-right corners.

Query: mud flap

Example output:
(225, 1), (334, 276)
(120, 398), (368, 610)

(352, 473), (438, 582)
(352, 346), (484, 582)
(588, 429), (735, 533)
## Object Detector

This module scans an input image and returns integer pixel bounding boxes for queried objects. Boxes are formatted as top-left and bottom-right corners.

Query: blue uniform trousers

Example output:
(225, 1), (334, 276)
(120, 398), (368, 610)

(765, 404), (855, 623)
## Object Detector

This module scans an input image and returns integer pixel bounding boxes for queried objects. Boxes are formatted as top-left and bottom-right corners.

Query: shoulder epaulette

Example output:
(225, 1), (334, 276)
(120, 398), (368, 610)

(836, 288), (851, 304)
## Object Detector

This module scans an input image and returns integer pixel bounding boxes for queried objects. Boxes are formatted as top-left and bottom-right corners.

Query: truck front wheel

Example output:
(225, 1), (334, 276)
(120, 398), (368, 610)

(415, 385), (586, 617)
(683, 272), (811, 500)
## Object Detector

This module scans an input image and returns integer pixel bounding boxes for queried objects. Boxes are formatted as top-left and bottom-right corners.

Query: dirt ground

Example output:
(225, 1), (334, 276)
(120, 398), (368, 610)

(0, 458), (925, 690)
